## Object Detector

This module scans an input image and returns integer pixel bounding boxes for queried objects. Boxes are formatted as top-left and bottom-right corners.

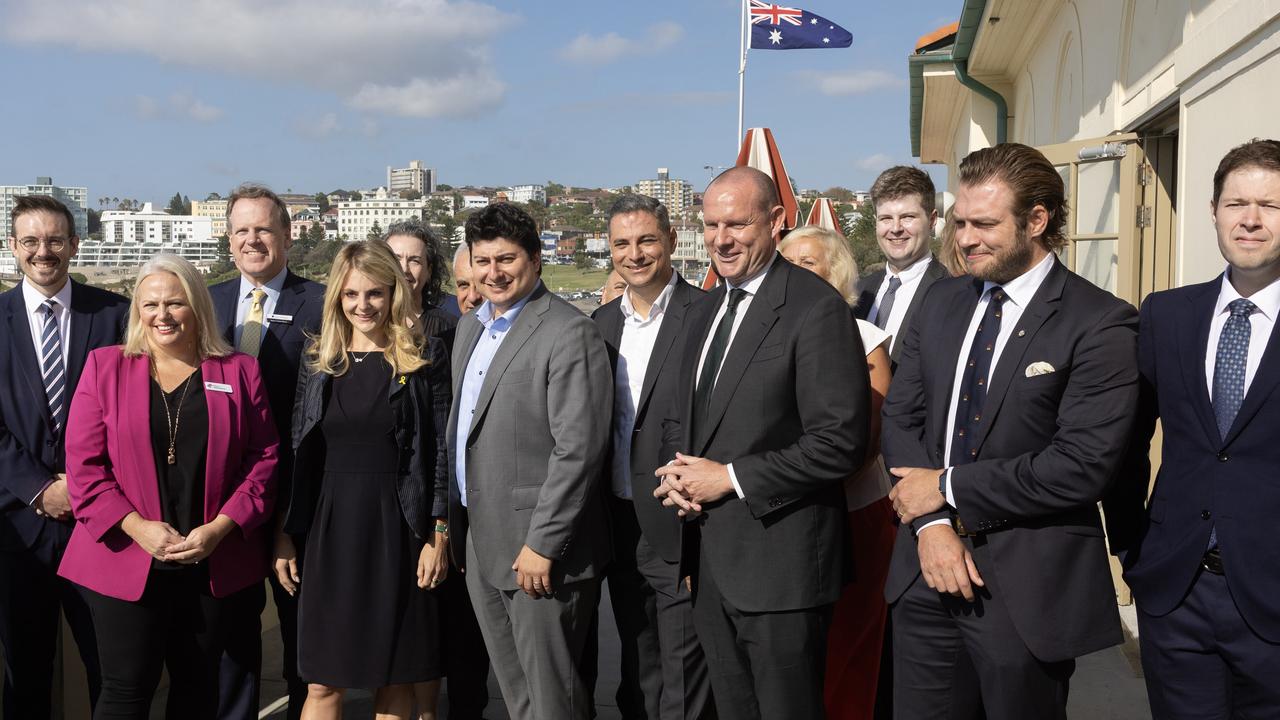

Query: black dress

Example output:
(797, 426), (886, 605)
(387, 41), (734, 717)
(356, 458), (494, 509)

(149, 369), (208, 569)
(296, 354), (440, 687)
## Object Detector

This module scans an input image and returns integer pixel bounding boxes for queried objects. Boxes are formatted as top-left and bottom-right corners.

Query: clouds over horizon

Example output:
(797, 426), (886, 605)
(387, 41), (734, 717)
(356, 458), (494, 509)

(3, 0), (517, 119)
(134, 91), (223, 122)
(800, 69), (902, 97)
(560, 21), (683, 64)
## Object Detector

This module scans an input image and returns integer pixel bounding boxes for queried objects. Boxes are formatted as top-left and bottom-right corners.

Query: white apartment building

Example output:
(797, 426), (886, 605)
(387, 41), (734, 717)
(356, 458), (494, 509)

(1, 177), (88, 273)
(635, 169), (694, 218)
(508, 184), (547, 205)
(337, 187), (426, 240)
(461, 195), (490, 210)
(387, 160), (436, 197)
(82, 203), (218, 267)
(672, 228), (710, 279)
(191, 197), (229, 237)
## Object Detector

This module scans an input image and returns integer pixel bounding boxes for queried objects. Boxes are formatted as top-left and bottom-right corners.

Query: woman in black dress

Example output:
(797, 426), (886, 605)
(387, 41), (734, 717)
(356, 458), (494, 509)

(272, 240), (451, 719)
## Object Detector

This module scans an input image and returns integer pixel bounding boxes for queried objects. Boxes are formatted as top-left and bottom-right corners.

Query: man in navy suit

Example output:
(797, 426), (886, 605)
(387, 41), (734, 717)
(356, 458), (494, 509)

(1, 195), (128, 718)
(209, 184), (325, 720)
(1110, 139), (1280, 718)
(592, 194), (712, 719)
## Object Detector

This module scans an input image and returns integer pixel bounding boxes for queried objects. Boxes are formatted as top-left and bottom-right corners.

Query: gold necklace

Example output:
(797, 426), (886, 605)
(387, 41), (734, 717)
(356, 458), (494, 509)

(159, 373), (195, 465)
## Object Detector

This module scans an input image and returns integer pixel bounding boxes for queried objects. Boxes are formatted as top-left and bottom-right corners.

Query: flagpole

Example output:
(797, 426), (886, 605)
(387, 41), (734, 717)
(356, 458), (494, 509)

(737, 0), (748, 149)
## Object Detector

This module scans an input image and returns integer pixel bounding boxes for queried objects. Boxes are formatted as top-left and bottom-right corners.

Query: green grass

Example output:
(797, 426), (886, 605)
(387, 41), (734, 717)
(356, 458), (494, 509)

(541, 265), (609, 293)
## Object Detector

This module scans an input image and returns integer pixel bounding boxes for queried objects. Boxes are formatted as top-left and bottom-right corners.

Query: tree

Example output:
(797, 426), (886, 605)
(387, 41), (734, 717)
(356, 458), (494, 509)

(436, 183), (454, 192)
(165, 192), (185, 216)
(844, 201), (882, 274)
(574, 238), (591, 269)
(823, 186), (856, 203)
(367, 221), (383, 242)
(214, 234), (231, 266)
(522, 201), (549, 230)
(183, 195), (192, 215)
(309, 222), (327, 246)
(87, 208), (101, 234)
(545, 181), (566, 197)
(398, 189), (423, 200)
(315, 193), (331, 213)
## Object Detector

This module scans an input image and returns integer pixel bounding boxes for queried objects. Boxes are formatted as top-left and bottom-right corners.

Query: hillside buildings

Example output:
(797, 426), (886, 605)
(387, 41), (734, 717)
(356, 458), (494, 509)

(1, 177), (88, 273)
(337, 187), (426, 240)
(79, 203), (218, 267)
(635, 168), (694, 218)
(387, 160), (436, 197)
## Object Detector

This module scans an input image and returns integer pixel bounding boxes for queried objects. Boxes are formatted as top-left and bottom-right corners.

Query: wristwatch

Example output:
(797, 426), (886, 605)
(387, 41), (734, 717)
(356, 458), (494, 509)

(938, 470), (948, 501)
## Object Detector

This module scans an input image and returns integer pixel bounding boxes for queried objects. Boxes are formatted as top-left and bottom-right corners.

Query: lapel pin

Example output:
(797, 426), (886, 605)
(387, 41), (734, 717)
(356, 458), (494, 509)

(399, 375), (407, 385)
(1017, 329), (1025, 337)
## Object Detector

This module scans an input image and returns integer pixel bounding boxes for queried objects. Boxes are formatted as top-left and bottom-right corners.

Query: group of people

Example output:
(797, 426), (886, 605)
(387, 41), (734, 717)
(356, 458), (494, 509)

(1, 137), (1278, 720)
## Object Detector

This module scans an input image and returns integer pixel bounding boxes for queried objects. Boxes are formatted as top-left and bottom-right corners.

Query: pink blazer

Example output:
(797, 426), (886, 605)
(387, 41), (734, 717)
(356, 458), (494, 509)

(58, 346), (280, 601)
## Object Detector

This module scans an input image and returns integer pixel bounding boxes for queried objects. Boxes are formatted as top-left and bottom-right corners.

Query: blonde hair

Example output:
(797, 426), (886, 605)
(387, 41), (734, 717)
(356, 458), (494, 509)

(779, 225), (859, 304)
(123, 254), (232, 359)
(939, 206), (968, 277)
(307, 240), (427, 377)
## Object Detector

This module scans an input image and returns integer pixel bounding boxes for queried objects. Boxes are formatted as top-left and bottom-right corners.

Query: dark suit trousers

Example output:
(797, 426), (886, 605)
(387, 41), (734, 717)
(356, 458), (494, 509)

(214, 578), (267, 720)
(892, 536), (1073, 720)
(0, 541), (101, 718)
(605, 496), (713, 720)
(466, 535), (599, 720)
(692, 546), (830, 720)
(1138, 566), (1280, 719)
(436, 567), (491, 718)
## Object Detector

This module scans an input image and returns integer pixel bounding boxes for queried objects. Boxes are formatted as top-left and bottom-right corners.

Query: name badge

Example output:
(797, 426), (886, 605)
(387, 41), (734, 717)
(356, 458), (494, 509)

(204, 382), (234, 394)
(267, 314), (294, 324)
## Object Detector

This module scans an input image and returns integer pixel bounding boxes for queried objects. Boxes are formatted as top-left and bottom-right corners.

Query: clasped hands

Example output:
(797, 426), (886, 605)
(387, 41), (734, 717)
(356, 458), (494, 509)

(653, 453), (734, 517)
(122, 512), (235, 566)
(889, 467), (985, 602)
(888, 466), (948, 524)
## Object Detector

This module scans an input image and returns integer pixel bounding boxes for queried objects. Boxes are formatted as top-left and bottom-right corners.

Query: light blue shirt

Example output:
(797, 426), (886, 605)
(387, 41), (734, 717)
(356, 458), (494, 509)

(454, 288), (536, 507)
(234, 267), (288, 347)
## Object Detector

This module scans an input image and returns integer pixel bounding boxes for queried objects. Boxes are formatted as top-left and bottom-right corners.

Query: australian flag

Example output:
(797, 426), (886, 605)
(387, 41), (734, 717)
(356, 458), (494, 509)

(749, 1), (852, 50)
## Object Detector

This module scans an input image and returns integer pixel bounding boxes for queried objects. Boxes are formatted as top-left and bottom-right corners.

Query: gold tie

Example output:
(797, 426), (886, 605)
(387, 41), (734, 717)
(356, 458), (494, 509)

(239, 289), (267, 357)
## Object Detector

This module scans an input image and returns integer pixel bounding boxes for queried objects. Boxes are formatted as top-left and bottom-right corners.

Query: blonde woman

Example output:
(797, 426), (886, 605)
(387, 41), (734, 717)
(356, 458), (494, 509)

(273, 241), (451, 719)
(59, 254), (279, 718)
(780, 226), (896, 720)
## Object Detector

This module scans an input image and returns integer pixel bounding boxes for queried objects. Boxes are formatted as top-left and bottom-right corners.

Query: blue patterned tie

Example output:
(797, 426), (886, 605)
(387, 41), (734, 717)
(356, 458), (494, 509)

(1207, 297), (1255, 550)
(952, 287), (1006, 466)
(40, 299), (68, 432)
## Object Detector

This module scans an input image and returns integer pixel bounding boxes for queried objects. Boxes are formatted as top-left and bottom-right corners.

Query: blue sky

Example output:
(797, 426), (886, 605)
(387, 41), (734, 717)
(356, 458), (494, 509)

(0, 0), (959, 206)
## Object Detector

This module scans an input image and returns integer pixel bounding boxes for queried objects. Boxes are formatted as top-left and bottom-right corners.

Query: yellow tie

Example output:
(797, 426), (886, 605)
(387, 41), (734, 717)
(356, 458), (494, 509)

(239, 289), (267, 357)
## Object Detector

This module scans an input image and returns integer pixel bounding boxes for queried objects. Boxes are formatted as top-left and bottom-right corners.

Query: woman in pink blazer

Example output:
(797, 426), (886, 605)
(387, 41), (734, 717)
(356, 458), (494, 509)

(58, 254), (279, 719)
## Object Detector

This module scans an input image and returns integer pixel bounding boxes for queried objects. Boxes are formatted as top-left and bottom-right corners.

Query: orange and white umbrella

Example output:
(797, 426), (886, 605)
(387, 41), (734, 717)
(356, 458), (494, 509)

(805, 197), (843, 235)
(703, 127), (800, 290)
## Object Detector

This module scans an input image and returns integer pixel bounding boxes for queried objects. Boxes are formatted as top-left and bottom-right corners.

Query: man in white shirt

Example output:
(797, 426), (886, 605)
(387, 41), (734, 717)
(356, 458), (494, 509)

(590, 195), (710, 719)
(855, 165), (949, 367)
(883, 144), (1139, 719)
(1110, 138), (1280, 719)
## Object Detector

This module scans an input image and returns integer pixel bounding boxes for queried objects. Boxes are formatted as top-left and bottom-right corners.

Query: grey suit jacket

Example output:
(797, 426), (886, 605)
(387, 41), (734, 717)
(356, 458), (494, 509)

(446, 282), (614, 591)
(853, 256), (949, 367)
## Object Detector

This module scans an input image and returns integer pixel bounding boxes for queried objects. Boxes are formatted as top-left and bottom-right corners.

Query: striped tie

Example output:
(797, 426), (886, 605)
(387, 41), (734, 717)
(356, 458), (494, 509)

(239, 289), (267, 357)
(40, 299), (67, 431)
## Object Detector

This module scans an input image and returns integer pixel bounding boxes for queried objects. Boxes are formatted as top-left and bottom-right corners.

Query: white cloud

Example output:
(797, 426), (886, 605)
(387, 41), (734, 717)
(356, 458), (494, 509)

(133, 91), (224, 122)
(857, 153), (895, 170)
(560, 21), (684, 64)
(348, 70), (505, 119)
(2, 0), (517, 119)
(801, 69), (902, 97)
(294, 113), (341, 140)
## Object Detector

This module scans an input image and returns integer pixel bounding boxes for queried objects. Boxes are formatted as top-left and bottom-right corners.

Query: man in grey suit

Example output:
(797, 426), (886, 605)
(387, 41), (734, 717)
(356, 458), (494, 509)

(854, 165), (949, 368)
(447, 202), (613, 720)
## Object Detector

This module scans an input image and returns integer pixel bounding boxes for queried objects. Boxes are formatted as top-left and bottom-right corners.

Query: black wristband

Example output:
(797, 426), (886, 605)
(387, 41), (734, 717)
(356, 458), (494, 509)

(938, 470), (948, 500)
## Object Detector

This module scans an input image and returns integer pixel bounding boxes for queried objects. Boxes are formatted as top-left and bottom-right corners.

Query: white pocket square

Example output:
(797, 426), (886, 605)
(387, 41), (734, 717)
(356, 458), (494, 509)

(1025, 361), (1056, 377)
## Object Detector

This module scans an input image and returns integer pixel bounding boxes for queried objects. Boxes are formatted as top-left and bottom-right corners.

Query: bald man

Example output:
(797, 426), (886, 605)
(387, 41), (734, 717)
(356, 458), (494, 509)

(654, 167), (869, 719)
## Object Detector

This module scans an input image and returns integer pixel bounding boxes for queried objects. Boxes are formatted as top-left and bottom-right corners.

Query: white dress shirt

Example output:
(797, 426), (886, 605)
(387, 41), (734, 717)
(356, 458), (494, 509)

(1204, 269), (1280, 400)
(611, 273), (679, 499)
(918, 252), (1056, 533)
(233, 267), (288, 347)
(847, 320), (893, 510)
(694, 254), (778, 500)
(23, 278), (73, 369)
(870, 254), (934, 355)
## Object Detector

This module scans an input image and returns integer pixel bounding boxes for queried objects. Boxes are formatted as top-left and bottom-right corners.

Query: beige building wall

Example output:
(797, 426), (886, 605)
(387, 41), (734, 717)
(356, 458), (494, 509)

(924, 0), (1280, 290)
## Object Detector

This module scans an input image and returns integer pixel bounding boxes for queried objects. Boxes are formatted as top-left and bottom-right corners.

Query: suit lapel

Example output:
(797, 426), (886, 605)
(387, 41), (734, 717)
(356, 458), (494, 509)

(201, 357), (229, 517)
(1177, 281), (1221, 444)
(4, 290), (52, 427)
(212, 281), (238, 344)
(466, 288), (548, 438)
(66, 282), (96, 394)
(1224, 293), (1280, 445)
(681, 291), (718, 451)
(927, 279), (981, 446)
(268, 273), (307, 344)
(636, 279), (691, 417)
(696, 264), (784, 453)
(972, 263), (1065, 454)
(854, 269), (885, 321)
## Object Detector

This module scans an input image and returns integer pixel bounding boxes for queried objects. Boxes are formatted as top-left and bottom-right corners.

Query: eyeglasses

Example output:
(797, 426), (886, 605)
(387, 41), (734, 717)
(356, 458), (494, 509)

(15, 237), (69, 252)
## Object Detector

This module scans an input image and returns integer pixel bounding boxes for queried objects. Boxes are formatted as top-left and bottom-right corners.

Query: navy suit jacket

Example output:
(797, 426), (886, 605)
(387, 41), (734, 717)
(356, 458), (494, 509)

(853, 257), (949, 368)
(592, 275), (704, 569)
(209, 270), (325, 504)
(1109, 276), (1280, 642)
(0, 281), (129, 562)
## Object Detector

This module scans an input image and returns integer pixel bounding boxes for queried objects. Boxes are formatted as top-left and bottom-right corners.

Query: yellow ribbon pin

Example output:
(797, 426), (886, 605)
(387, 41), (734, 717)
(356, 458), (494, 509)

(399, 375), (407, 385)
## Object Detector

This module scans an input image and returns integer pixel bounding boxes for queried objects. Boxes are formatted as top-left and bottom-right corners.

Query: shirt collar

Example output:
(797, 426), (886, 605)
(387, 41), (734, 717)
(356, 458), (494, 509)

(1217, 268), (1280, 320)
(239, 266), (288, 302)
(983, 251), (1055, 307)
(888, 253), (934, 282)
(22, 276), (73, 316)
(477, 282), (539, 329)
(725, 253), (778, 296)
(620, 271), (678, 322)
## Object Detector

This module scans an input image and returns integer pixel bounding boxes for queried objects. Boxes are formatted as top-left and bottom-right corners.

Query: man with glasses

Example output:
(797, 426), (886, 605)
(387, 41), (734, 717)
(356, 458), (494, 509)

(1, 195), (129, 717)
